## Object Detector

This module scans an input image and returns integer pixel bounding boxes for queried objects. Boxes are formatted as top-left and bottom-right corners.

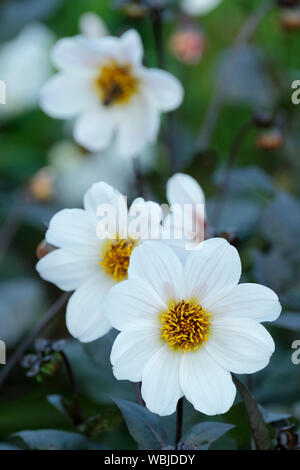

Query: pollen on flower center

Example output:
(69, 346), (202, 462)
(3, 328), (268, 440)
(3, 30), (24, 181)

(99, 238), (137, 282)
(94, 61), (139, 106)
(161, 300), (211, 353)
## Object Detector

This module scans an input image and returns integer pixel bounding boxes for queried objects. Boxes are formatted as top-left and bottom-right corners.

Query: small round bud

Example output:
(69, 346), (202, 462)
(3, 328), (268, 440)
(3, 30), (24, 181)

(115, 0), (149, 18)
(28, 167), (54, 203)
(280, 6), (300, 30)
(256, 128), (284, 151)
(169, 27), (205, 65)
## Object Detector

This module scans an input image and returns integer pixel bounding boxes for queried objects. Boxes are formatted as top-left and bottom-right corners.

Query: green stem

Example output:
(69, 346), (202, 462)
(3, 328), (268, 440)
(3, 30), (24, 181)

(175, 397), (184, 449)
(211, 119), (254, 229)
(60, 351), (84, 426)
(0, 292), (71, 392)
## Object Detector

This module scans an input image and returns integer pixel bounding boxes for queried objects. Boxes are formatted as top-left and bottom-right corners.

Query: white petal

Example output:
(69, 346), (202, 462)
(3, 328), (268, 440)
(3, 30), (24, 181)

(51, 36), (102, 71)
(182, 0), (222, 16)
(74, 106), (115, 152)
(79, 12), (109, 39)
(128, 241), (185, 304)
(103, 278), (166, 331)
(115, 95), (160, 158)
(46, 208), (98, 256)
(121, 29), (143, 65)
(184, 238), (241, 304)
(94, 36), (125, 63)
(83, 181), (128, 237)
(208, 283), (282, 322)
(40, 72), (95, 118)
(66, 273), (114, 342)
(143, 68), (184, 112)
(167, 173), (205, 207)
(111, 325), (162, 381)
(180, 348), (236, 415)
(141, 346), (183, 416)
(206, 317), (275, 374)
(36, 249), (98, 291)
(128, 198), (163, 241)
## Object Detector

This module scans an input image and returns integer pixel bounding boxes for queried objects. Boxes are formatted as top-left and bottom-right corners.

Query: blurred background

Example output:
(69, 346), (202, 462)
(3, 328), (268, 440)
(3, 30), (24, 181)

(0, 0), (299, 450)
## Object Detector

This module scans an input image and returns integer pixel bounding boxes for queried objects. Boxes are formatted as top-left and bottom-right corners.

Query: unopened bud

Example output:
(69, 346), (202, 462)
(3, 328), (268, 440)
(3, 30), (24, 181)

(28, 167), (54, 203)
(36, 239), (56, 260)
(280, 6), (300, 30)
(256, 128), (284, 151)
(116, 0), (149, 18)
(169, 27), (205, 65)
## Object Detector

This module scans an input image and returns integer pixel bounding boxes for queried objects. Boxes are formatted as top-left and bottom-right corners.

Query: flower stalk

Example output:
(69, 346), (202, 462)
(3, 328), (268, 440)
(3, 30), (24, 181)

(211, 118), (254, 229)
(60, 351), (84, 426)
(175, 397), (184, 449)
(0, 292), (71, 391)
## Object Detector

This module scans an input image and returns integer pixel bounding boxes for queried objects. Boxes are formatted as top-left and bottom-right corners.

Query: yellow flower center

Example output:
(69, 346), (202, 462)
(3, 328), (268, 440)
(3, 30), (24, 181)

(161, 300), (211, 353)
(94, 61), (139, 106)
(99, 238), (138, 282)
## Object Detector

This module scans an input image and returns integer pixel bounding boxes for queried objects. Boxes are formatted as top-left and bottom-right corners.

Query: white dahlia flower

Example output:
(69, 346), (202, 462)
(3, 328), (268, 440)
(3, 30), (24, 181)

(182, 0), (222, 16)
(36, 182), (162, 343)
(103, 238), (281, 416)
(0, 23), (54, 119)
(40, 29), (183, 157)
(163, 173), (206, 260)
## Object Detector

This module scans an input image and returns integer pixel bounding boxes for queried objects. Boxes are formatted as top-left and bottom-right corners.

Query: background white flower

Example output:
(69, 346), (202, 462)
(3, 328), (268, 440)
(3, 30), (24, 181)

(79, 12), (108, 38)
(40, 29), (184, 158)
(0, 23), (54, 119)
(103, 238), (281, 416)
(36, 182), (163, 343)
(182, 0), (222, 16)
(163, 173), (206, 260)
(48, 140), (135, 206)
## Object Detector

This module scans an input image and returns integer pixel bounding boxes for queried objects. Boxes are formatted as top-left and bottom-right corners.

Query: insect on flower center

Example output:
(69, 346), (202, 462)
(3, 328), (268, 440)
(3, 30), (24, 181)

(95, 61), (139, 106)
(99, 238), (137, 282)
(161, 300), (211, 353)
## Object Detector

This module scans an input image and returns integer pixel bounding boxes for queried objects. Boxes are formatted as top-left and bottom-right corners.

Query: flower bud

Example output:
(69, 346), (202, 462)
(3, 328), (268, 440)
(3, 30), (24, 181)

(256, 128), (284, 151)
(169, 27), (205, 65)
(28, 167), (55, 203)
(280, 6), (300, 30)
(36, 239), (56, 260)
(115, 0), (149, 18)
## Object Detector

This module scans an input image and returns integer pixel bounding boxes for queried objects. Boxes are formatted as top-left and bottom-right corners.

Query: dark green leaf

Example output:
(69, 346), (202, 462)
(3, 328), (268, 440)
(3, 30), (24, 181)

(114, 399), (169, 450)
(261, 192), (300, 252)
(233, 376), (270, 450)
(274, 312), (300, 331)
(0, 0), (64, 41)
(214, 165), (275, 198)
(10, 429), (105, 450)
(0, 442), (20, 450)
(252, 249), (293, 292)
(258, 405), (291, 424)
(47, 394), (71, 419)
(218, 45), (278, 108)
(182, 422), (235, 450)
